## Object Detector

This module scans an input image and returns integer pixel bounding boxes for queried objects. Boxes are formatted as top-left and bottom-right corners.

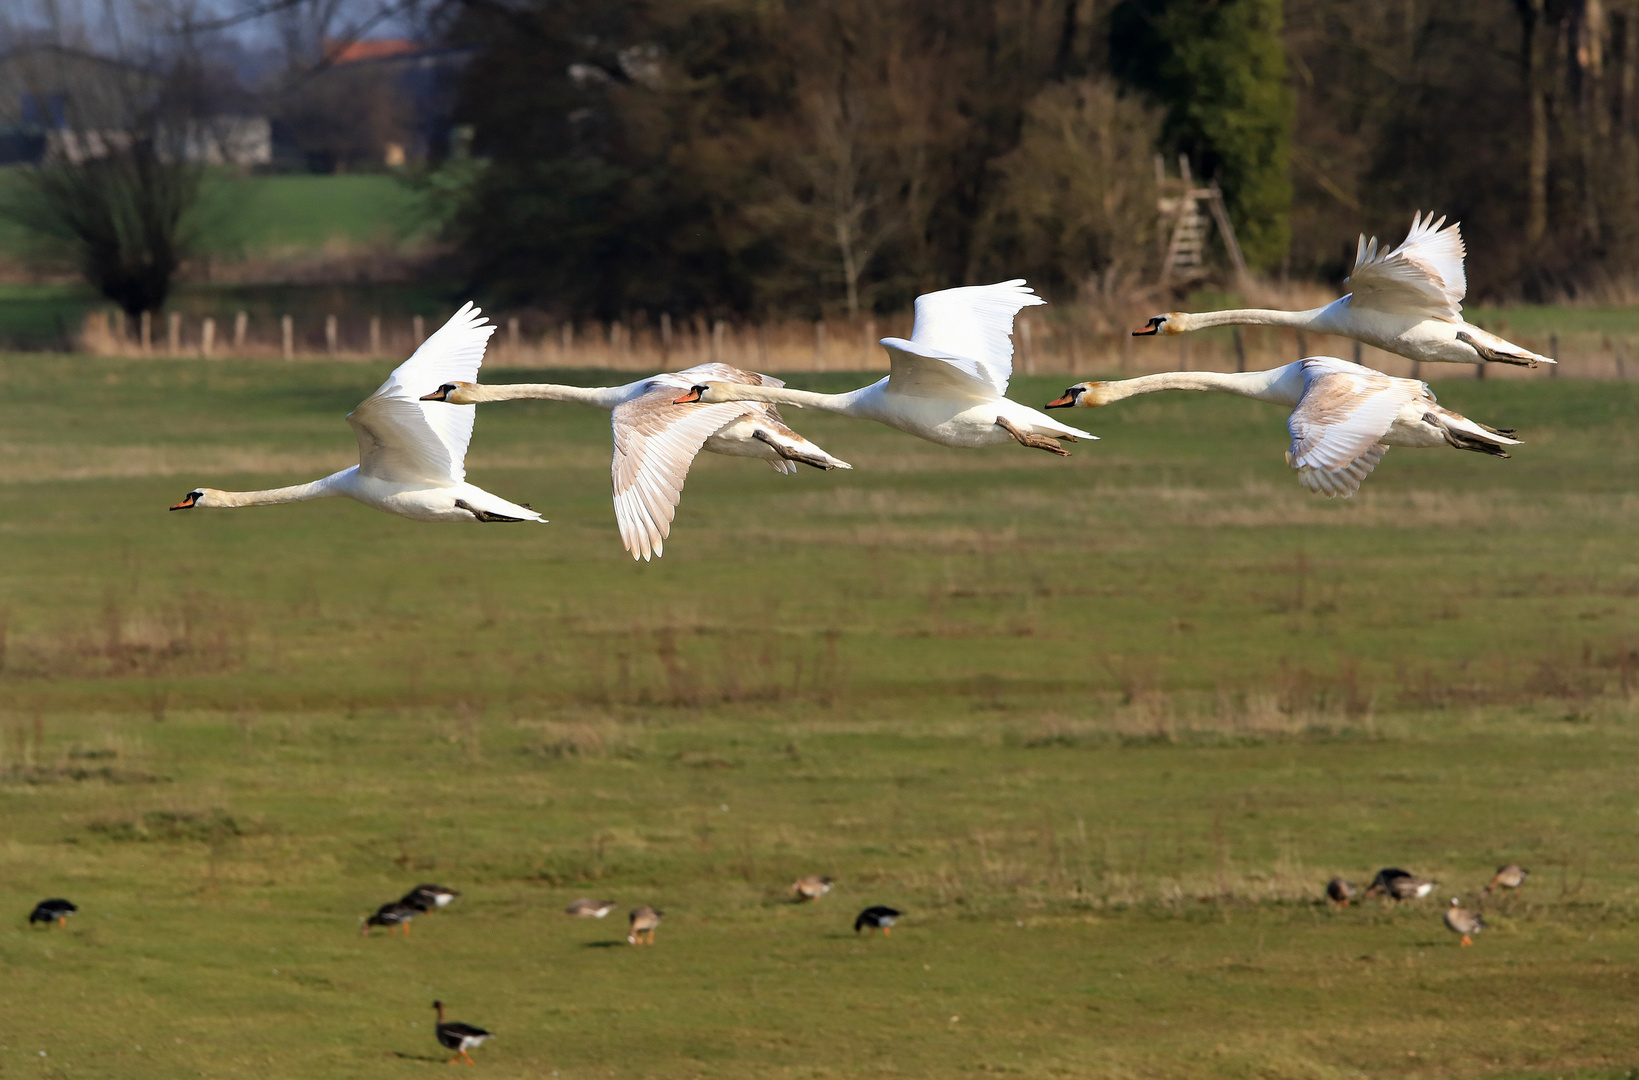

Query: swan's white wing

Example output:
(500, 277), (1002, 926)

(1286, 359), (1420, 496)
(611, 388), (753, 561)
(348, 302), (494, 483)
(1346, 212), (1466, 320)
(883, 279), (1045, 396)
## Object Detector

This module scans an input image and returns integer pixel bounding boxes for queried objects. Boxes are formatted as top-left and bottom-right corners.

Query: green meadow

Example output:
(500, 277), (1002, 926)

(1, 355), (1637, 1079)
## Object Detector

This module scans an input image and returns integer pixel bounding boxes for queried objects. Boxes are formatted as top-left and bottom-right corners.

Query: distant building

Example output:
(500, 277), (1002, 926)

(0, 44), (269, 166)
(276, 39), (471, 170)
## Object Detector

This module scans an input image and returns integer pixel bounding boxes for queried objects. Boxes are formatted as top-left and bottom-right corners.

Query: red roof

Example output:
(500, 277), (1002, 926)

(326, 39), (419, 64)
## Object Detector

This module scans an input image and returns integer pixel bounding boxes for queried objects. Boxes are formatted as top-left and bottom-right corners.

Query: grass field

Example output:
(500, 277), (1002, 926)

(1, 356), (1637, 1079)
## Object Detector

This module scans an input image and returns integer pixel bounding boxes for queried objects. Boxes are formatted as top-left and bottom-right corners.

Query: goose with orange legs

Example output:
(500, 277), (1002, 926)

(433, 1001), (491, 1065)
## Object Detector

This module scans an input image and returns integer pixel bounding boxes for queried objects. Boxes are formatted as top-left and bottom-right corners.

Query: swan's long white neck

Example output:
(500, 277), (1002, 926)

(460, 382), (632, 409)
(702, 381), (875, 415)
(203, 476), (340, 507)
(1171, 304), (1336, 332)
(1090, 364), (1305, 406)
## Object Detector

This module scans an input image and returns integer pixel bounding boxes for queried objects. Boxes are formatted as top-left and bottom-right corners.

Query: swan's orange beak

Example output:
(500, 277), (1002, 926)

(1044, 392), (1076, 408)
(673, 386), (704, 404)
(169, 492), (199, 510)
(1133, 316), (1164, 336)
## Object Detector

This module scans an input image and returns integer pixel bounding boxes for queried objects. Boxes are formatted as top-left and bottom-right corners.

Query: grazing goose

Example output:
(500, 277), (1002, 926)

(1133, 212), (1555, 367)
(1443, 898), (1487, 946)
(854, 905), (901, 936)
(29, 898), (77, 927)
(423, 364), (849, 561)
(362, 901), (418, 936)
(402, 884), (460, 913)
(627, 906), (662, 945)
(674, 282), (1094, 456)
(564, 898), (617, 918)
(170, 304), (542, 524)
(1364, 868), (1436, 900)
(1047, 356), (1519, 497)
(1325, 878), (1356, 907)
(793, 876), (834, 902)
(432, 1001), (491, 1066)
(1485, 864), (1529, 895)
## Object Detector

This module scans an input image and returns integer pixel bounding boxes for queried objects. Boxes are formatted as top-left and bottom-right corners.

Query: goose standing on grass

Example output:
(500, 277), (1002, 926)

(1485, 864), (1529, 895)
(1046, 356), (1519, 497)
(402, 884), (460, 913)
(28, 898), (76, 927)
(169, 304), (542, 524)
(1325, 878), (1356, 907)
(628, 906), (662, 945)
(565, 898), (617, 918)
(432, 1001), (491, 1066)
(1364, 868), (1436, 900)
(1133, 213), (1555, 368)
(854, 905), (901, 936)
(422, 364), (847, 560)
(673, 282), (1095, 456)
(1443, 898), (1487, 946)
(793, 876), (834, 902)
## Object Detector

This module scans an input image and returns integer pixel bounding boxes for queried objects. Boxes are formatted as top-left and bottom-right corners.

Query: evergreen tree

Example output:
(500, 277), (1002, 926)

(1110, 0), (1293, 271)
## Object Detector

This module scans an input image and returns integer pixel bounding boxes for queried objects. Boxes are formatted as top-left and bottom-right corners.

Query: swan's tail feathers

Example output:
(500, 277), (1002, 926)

(1430, 408), (1521, 457)
(750, 425), (853, 471)
(1287, 443), (1390, 498)
(1455, 328), (1556, 366)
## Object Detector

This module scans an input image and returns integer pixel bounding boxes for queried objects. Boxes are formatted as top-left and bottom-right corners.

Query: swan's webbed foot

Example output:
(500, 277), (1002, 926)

(454, 499), (527, 523)
(996, 417), (1070, 457)
(752, 429), (837, 470)
(1454, 331), (1537, 366)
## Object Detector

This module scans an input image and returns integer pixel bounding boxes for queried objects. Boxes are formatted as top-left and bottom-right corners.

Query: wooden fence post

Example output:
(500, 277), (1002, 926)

(201, 317), (215, 358)
(234, 310), (247, 351)
(660, 312), (672, 359)
(140, 310), (152, 353)
(114, 309), (126, 353)
(369, 316), (381, 356)
(561, 322), (573, 355)
(281, 315), (294, 359)
(508, 317), (520, 352)
(712, 319), (725, 362)
(168, 311), (181, 354)
(412, 315), (425, 345)
(325, 314), (338, 355)
(863, 318), (875, 366)
(814, 320), (826, 372)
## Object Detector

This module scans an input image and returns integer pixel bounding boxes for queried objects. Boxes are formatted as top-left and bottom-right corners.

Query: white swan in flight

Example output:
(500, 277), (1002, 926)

(170, 303), (542, 523)
(673, 281), (1095, 454)
(1134, 213), (1555, 367)
(1046, 356), (1520, 497)
(421, 364), (850, 561)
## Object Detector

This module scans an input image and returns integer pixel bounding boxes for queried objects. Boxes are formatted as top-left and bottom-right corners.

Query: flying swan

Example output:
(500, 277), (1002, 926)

(1046, 356), (1520, 497)
(170, 303), (542, 523)
(673, 281), (1095, 454)
(1134, 213), (1555, 367)
(420, 364), (850, 561)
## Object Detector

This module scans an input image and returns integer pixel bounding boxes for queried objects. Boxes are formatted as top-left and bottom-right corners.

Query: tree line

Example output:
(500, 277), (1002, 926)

(4, 0), (1638, 322)
(442, 0), (1639, 320)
